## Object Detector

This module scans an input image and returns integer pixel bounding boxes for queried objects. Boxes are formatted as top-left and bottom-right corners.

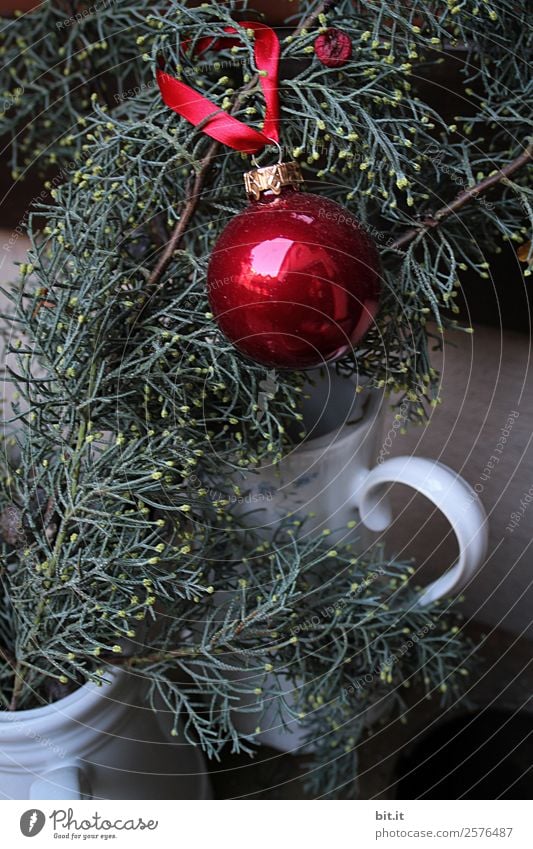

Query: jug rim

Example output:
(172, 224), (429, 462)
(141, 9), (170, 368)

(293, 385), (384, 454)
(0, 667), (126, 727)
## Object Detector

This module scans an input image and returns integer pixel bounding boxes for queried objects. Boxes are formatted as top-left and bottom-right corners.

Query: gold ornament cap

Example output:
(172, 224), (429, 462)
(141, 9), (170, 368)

(244, 161), (304, 201)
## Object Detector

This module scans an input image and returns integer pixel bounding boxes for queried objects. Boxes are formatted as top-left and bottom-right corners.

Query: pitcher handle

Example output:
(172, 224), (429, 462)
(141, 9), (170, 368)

(354, 456), (488, 606)
(29, 761), (90, 799)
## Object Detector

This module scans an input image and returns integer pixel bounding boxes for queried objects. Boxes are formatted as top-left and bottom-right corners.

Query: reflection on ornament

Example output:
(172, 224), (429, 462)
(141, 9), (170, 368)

(207, 162), (381, 370)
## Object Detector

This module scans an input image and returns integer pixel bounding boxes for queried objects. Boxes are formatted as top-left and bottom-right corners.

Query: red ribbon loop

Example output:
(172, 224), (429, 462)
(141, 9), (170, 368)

(156, 21), (280, 155)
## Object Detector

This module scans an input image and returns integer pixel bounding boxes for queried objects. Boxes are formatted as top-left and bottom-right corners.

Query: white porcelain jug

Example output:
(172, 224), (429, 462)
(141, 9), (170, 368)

(227, 369), (489, 751)
(238, 369), (488, 607)
(0, 669), (210, 800)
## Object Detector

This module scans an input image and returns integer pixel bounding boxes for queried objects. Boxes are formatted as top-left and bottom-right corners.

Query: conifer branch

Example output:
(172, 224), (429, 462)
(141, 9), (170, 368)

(0, 1), (529, 785)
(392, 143), (533, 251)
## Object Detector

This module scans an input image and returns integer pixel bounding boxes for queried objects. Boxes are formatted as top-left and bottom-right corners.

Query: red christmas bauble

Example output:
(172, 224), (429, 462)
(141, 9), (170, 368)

(207, 166), (381, 370)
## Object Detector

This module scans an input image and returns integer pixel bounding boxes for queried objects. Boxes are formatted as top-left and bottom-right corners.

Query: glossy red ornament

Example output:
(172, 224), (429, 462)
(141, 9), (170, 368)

(207, 178), (381, 370)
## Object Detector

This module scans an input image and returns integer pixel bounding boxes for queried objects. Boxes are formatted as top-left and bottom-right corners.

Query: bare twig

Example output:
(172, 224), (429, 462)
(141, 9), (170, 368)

(0, 646), (17, 671)
(294, 0), (341, 36)
(148, 77), (260, 288)
(148, 1), (342, 288)
(392, 144), (533, 252)
(7, 663), (23, 711)
(0, 647), (24, 711)
(148, 135), (220, 286)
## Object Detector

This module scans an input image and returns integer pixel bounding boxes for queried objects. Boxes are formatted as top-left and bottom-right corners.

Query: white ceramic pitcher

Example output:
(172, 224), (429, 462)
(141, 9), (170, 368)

(0, 669), (210, 800)
(227, 369), (488, 751)
(238, 368), (488, 607)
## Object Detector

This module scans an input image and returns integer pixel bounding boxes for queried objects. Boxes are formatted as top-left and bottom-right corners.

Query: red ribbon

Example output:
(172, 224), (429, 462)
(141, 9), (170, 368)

(156, 21), (280, 155)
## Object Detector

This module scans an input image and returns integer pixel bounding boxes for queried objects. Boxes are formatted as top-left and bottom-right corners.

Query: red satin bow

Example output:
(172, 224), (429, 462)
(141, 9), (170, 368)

(156, 21), (280, 154)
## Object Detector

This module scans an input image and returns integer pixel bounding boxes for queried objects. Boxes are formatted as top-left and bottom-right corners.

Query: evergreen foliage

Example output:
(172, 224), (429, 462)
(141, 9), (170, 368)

(1, 0), (529, 796)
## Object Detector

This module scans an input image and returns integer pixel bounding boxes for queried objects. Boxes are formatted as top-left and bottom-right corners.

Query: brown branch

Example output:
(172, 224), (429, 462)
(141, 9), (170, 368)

(7, 663), (24, 711)
(0, 646), (17, 671)
(108, 650), (201, 666)
(147, 135), (220, 287)
(148, 2), (342, 288)
(392, 144), (533, 252)
(148, 76), (263, 288)
(294, 0), (341, 36)
(0, 648), (23, 711)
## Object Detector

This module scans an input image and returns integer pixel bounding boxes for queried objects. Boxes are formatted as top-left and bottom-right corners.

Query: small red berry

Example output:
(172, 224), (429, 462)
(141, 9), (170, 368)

(314, 28), (353, 69)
